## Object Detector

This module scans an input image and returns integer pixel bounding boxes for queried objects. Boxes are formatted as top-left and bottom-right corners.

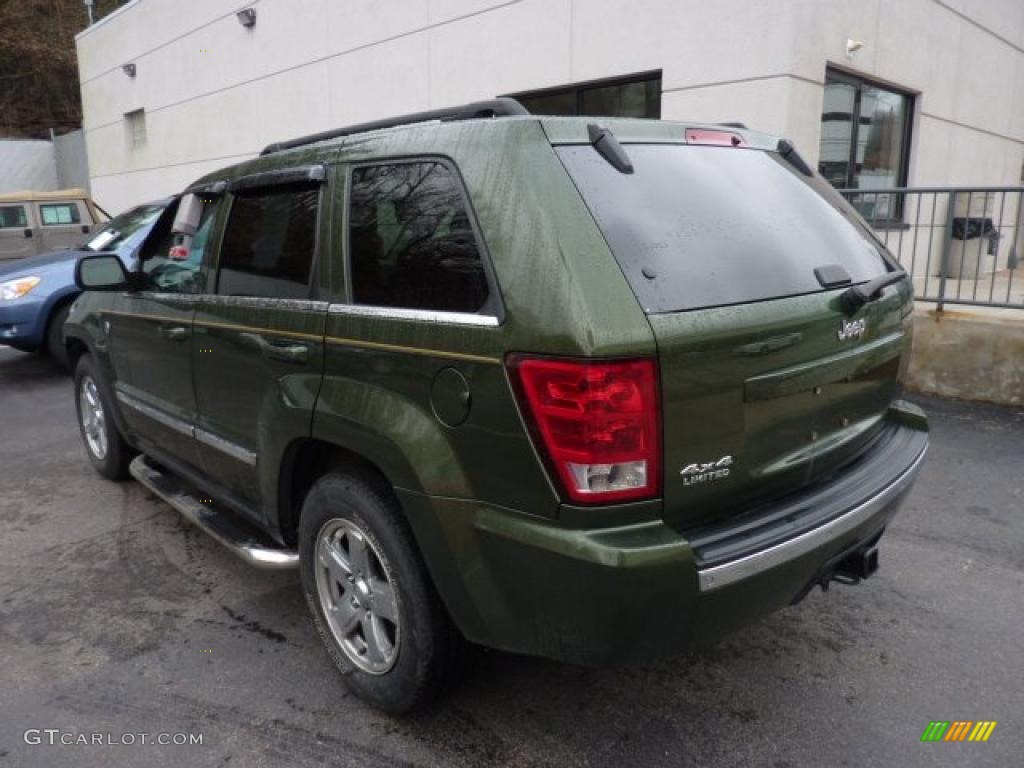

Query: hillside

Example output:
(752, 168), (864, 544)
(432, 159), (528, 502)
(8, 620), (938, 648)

(0, 0), (126, 138)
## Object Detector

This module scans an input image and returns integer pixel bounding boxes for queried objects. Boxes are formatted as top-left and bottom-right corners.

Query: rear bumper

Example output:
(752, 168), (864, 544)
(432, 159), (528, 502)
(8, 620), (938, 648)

(402, 404), (928, 666)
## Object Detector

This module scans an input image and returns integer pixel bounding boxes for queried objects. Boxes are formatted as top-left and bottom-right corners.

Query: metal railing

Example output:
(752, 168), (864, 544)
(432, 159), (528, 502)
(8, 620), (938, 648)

(838, 187), (1024, 311)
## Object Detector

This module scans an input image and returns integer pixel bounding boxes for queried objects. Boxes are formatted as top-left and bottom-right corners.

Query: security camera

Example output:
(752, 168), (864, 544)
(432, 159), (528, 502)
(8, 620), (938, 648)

(846, 39), (865, 58)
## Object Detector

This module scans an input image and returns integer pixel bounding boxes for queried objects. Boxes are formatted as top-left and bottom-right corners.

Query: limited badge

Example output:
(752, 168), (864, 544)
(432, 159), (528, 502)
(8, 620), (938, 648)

(680, 456), (733, 486)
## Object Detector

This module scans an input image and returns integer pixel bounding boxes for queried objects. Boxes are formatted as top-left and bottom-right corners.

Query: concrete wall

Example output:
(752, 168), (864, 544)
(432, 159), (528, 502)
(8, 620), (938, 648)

(907, 307), (1024, 405)
(53, 130), (91, 192)
(76, 0), (1024, 213)
(0, 133), (90, 195)
(0, 140), (58, 193)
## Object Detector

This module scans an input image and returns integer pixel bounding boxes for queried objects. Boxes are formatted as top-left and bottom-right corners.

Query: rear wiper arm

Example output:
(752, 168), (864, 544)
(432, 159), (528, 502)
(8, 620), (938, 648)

(841, 270), (907, 313)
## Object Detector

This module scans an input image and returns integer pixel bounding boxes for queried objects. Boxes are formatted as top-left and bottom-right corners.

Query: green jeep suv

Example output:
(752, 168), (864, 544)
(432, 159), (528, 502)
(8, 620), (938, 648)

(66, 99), (928, 713)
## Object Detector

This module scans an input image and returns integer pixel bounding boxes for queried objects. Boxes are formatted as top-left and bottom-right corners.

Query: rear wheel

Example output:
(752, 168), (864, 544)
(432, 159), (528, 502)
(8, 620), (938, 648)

(45, 302), (72, 370)
(74, 355), (133, 480)
(299, 471), (465, 713)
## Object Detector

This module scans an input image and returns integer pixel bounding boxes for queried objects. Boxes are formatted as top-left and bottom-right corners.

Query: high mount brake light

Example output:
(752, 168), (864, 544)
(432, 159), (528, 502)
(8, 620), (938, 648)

(685, 128), (746, 147)
(508, 355), (661, 504)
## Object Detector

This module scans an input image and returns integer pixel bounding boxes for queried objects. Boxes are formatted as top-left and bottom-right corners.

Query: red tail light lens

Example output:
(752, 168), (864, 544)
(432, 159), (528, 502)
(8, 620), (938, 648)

(509, 356), (661, 504)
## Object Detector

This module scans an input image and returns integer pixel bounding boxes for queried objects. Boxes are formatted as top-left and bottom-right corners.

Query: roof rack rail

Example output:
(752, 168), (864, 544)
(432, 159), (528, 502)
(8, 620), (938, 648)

(717, 122), (748, 129)
(260, 97), (530, 156)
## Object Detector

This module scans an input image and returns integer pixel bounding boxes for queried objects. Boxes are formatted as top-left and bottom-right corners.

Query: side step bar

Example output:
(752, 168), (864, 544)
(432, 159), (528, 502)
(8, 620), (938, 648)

(129, 455), (299, 570)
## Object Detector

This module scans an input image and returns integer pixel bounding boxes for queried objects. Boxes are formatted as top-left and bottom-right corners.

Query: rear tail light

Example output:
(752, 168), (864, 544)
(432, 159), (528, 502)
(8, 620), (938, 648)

(508, 355), (661, 504)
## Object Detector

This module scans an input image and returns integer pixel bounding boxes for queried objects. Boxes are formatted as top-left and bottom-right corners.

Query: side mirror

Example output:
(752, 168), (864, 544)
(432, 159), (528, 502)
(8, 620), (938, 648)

(76, 254), (130, 291)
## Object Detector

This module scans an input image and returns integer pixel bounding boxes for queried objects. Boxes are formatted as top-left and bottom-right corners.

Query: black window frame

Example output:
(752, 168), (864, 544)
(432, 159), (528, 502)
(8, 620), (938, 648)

(506, 70), (662, 119)
(0, 205), (28, 229)
(214, 180), (324, 301)
(38, 202), (81, 226)
(342, 155), (504, 321)
(820, 67), (915, 225)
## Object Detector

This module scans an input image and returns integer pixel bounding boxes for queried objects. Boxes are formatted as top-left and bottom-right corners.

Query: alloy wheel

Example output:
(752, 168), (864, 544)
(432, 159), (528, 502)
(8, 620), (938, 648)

(79, 376), (108, 460)
(314, 518), (401, 674)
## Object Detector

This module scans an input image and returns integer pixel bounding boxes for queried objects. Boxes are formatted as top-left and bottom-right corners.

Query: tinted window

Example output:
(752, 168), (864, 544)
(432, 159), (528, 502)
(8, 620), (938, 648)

(143, 201), (219, 294)
(0, 205), (27, 228)
(557, 144), (889, 313)
(217, 186), (319, 299)
(349, 162), (488, 313)
(513, 73), (661, 118)
(39, 203), (80, 225)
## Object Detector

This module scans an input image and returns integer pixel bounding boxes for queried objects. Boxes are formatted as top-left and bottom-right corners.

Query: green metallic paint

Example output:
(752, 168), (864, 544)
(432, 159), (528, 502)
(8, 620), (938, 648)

(650, 282), (910, 532)
(67, 116), (929, 667)
(104, 294), (201, 466)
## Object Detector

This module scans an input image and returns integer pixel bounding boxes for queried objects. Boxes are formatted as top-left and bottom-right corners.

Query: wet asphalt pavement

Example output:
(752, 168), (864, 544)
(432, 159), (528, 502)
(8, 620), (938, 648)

(0, 344), (1021, 768)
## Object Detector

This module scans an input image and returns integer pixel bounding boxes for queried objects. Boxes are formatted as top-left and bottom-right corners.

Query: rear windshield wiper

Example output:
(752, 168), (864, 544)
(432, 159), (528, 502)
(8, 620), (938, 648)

(841, 270), (907, 313)
(587, 124), (634, 174)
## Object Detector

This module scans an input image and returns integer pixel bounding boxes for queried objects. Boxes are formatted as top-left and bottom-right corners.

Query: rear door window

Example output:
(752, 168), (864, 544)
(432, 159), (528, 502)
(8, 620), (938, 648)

(348, 160), (490, 314)
(216, 186), (319, 299)
(556, 144), (889, 313)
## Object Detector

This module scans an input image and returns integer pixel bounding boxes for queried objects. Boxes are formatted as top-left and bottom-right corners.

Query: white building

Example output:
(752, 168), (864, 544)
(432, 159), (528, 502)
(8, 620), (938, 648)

(77, 0), (1023, 216)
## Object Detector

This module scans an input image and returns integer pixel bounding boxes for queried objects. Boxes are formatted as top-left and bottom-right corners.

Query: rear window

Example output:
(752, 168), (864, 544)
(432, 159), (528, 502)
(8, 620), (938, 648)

(556, 144), (889, 313)
(348, 161), (489, 314)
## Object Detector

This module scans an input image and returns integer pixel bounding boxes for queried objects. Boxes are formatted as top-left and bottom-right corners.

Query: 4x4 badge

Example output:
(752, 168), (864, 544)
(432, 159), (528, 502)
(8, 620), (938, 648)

(680, 456), (733, 486)
(838, 318), (866, 341)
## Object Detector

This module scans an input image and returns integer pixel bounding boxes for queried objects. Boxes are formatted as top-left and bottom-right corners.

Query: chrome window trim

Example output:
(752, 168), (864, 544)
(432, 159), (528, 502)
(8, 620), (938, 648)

(327, 303), (499, 327)
(195, 427), (257, 467)
(132, 292), (197, 303)
(115, 388), (194, 438)
(696, 443), (928, 592)
(193, 294), (329, 312)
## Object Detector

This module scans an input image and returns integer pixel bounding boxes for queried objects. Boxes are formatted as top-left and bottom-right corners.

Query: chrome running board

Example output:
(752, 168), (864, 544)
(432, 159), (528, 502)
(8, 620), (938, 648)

(129, 455), (299, 570)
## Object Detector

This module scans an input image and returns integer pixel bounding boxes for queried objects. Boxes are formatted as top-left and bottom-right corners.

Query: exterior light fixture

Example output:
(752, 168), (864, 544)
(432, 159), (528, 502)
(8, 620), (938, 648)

(236, 8), (257, 27)
(122, 63), (137, 77)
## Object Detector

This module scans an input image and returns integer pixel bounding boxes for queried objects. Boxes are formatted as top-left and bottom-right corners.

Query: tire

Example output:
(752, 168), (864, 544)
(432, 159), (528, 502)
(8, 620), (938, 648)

(45, 302), (72, 371)
(299, 471), (465, 713)
(73, 355), (133, 481)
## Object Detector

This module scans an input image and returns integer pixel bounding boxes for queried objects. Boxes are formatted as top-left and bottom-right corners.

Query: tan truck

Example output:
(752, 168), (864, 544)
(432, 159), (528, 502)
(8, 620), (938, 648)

(0, 189), (105, 262)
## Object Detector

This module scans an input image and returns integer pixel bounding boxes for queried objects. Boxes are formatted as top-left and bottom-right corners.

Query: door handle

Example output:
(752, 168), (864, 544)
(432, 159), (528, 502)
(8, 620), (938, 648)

(238, 332), (310, 364)
(158, 325), (190, 342)
(23, 228), (33, 239)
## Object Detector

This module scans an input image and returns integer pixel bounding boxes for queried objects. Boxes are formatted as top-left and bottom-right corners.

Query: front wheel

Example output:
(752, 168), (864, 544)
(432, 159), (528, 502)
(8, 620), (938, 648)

(46, 302), (72, 370)
(299, 471), (465, 713)
(74, 355), (133, 480)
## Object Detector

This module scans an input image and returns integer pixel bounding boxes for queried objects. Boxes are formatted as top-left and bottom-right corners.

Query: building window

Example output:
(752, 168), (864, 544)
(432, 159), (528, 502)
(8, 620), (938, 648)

(509, 72), (661, 119)
(125, 109), (147, 149)
(818, 68), (913, 222)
